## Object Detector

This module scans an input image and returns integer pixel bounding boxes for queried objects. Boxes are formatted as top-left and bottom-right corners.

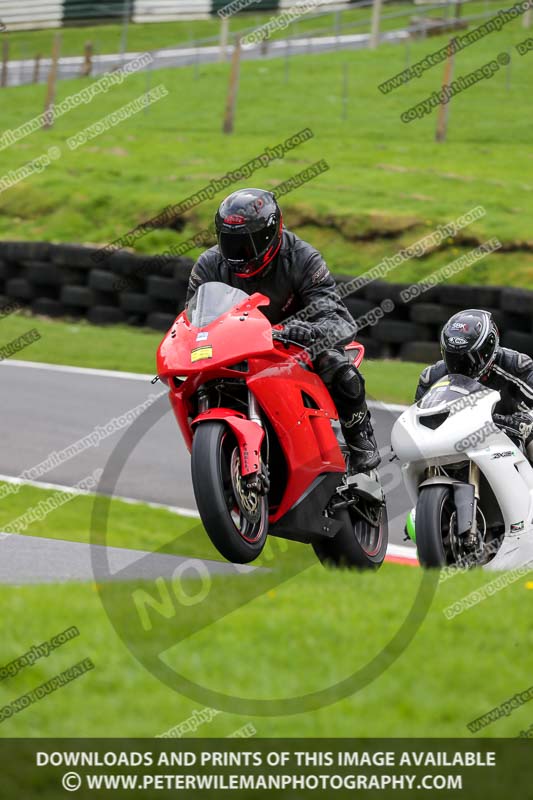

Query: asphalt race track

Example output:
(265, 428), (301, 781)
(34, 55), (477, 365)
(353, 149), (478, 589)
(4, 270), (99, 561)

(0, 533), (256, 583)
(1, 360), (415, 581)
(5, 31), (409, 88)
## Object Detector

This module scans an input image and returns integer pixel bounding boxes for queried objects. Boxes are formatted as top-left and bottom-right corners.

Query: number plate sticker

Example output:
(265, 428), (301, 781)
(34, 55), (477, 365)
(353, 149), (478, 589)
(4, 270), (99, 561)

(191, 345), (213, 362)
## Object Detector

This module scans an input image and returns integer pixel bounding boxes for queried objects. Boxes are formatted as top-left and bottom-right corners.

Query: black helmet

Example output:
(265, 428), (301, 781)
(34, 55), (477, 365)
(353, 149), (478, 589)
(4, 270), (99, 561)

(440, 309), (500, 379)
(215, 188), (282, 278)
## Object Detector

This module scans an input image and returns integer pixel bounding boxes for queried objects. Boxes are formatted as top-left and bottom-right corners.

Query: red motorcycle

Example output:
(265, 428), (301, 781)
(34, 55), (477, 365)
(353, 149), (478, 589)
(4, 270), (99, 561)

(157, 281), (388, 567)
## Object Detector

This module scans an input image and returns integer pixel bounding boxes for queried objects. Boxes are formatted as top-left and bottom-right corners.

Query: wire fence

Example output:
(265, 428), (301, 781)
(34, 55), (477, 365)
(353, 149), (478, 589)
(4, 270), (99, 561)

(0, 0), (512, 88)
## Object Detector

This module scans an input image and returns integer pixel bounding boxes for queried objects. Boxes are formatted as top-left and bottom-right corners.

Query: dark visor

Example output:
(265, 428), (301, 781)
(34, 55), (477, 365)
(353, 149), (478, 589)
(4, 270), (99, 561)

(444, 350), (483, 378)
(219, 232), (255, 264)
(219, 224), (277, 265)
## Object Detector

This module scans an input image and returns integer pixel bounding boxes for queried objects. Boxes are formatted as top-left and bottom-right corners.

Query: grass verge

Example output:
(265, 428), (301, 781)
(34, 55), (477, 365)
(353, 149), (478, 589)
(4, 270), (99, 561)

(1, 311), (420, 404)
(3, 2), (458, 59)
(0, 10), (532, 285)
(0, 556), (531, 737)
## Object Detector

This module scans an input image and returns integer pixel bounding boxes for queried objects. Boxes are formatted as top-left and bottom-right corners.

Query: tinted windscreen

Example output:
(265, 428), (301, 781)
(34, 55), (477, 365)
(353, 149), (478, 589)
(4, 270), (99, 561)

(187, 282), (249, 328)
(418, 374), (487, 410)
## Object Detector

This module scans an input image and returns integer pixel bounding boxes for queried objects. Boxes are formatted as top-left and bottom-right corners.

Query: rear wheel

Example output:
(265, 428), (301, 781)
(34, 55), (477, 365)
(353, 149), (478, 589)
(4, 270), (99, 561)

(313, 505), (388, 569)
(191, 421), (268, 563)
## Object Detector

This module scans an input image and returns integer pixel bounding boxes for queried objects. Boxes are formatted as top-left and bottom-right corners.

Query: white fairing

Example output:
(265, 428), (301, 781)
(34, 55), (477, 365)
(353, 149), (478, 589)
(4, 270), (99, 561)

(391, 386), (533, 571)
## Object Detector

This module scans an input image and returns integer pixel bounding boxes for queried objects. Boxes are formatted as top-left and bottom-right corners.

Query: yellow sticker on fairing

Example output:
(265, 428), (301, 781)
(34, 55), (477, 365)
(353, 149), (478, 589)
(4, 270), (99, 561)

(191, 345), (213, 362)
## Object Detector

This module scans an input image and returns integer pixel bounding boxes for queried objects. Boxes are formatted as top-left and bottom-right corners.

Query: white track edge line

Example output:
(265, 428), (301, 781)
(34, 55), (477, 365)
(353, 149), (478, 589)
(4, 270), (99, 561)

(2, 360), (409, 410)
(0, 474), (200, 519)
(0, 475), (416, 559)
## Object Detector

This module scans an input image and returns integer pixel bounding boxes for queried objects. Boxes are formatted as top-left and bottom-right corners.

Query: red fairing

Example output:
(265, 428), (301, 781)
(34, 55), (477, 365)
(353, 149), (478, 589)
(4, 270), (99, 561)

(192, 409), (264, 476)
(156, 290), (366, 524)
(157, 292), (273, 376)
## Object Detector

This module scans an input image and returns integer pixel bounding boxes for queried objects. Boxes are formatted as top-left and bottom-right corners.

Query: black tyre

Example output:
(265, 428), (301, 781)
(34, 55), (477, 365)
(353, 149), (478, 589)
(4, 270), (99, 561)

(146, 312), (176, 332)
(313, 505), (388, 569)
(191, 422), (268, 564)
(87, 306), (126, 325)
(5, 278), (35, 301)
(415, 485), (452, 567)
(399, 341), (442, 364)
(26, 261), (65, 286)
(147, 276), (182, 301)
(119, 292), (154, 314)
(88, 269), (119, 293)
(373, 320), (430, 344)
(61, 285), (94, 308)
(32, 298), (65, 318)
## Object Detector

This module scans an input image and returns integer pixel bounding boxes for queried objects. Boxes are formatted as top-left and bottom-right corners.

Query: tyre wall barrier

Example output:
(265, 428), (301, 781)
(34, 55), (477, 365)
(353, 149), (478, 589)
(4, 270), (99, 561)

(0, 240), (532, 362)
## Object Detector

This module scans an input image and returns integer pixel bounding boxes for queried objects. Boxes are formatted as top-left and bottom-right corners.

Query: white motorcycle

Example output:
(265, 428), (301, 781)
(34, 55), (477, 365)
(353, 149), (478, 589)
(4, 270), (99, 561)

(391, 374), (533, 570)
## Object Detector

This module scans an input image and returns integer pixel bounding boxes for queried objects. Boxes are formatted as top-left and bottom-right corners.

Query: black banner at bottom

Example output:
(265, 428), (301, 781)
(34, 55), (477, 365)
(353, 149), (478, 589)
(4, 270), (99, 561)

(0, 739), (531, 798)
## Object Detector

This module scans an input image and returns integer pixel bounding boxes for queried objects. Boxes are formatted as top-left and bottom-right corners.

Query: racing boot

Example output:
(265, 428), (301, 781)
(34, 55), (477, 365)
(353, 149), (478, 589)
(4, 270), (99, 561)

(342, 407), (381, 474)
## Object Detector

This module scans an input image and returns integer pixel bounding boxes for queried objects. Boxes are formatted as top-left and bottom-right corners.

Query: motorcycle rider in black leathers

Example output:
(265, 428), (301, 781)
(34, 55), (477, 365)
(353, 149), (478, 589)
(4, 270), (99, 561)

(185, 188), (380, 473)
(415, 309), (533, 461)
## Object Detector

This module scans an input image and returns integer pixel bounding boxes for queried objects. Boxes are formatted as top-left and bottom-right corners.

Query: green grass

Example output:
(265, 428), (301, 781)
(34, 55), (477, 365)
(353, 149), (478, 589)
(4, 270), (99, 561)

(0, 554), (532, 737)
(0, 10), (532, 287)
(0, 481), (212, 559)
(0, 311), (419, 404)
(1, 309), (162, 373)
(0, 442), (531, 739)
(2, 2), (476, 59)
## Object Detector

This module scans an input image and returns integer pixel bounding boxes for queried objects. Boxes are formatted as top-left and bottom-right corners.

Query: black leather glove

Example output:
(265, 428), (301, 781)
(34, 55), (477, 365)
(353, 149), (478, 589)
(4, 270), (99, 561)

(493, 412), (533, 441)
(281, 321), (316, 347)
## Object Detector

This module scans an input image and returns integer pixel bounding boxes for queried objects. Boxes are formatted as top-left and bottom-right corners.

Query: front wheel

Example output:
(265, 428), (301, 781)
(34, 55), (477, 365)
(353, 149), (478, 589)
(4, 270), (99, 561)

(191, 421), (268, 564)
(415, 486), (452, 567)
(313, 505), (388, 569)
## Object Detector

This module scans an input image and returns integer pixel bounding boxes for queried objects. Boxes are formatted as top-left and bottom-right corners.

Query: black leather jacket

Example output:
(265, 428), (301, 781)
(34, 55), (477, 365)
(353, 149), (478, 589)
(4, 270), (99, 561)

(415, 348), (533, 418)
(186, 228), (356, 348)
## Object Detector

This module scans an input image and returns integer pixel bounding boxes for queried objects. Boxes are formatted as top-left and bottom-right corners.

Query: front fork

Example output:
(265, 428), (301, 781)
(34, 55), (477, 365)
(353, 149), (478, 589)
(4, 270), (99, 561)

(244, 390), (269, 494)
(426, 464), (480, 546)
(463, 462), (480, 547)
(197, 387), (262, 427)
(248, 390), (263, 428)
(196, 387), (269, 494)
